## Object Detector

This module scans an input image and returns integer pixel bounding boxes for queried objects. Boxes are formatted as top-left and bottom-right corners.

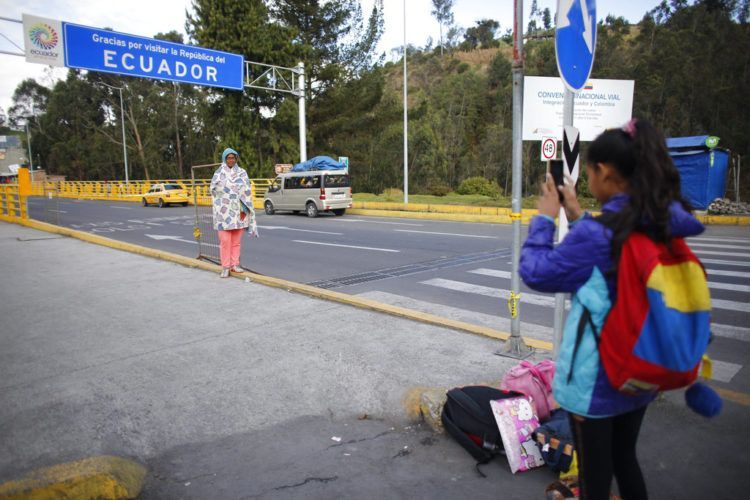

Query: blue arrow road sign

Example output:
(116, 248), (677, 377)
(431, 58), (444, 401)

(63, 23), (244, 90)
(555, 0), (597, 92)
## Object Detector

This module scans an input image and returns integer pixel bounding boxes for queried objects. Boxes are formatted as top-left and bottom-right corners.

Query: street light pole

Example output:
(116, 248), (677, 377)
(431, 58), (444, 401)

(403, 0), (409, 204)
(118, 87), (129, 186)
(25, 121), (34, 182)
(101, 82), (129, 186)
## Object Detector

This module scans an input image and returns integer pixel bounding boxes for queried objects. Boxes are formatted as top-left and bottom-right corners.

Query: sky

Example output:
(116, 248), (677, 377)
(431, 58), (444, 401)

(0, 0), (660, 118)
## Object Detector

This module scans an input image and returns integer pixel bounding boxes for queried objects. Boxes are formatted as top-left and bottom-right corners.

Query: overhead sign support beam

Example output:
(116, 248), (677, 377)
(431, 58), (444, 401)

(244, 60), (307, 164)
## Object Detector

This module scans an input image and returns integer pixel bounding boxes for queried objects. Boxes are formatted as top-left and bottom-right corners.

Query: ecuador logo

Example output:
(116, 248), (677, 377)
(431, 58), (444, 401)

(29, 23), (59, 51)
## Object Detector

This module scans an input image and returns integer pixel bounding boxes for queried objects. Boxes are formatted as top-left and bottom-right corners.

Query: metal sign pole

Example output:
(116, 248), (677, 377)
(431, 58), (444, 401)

(552, 0), (596, 355)
(552, 91), (575, 357)
(497, 0), (532, 359)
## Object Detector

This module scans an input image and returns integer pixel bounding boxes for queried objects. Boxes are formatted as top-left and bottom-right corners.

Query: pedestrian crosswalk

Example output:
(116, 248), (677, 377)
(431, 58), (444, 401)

(358, 234), (750, 383)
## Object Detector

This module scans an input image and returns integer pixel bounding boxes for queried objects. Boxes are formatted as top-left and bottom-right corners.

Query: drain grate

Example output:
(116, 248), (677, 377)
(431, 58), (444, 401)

(308, 248), (511, 289)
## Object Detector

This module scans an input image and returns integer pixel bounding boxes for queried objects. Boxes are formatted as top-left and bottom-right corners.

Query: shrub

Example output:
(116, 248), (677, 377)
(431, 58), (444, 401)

(381, 187), (404, 200)
(424, 182), (452, 196)
(456, 176), (501, 197)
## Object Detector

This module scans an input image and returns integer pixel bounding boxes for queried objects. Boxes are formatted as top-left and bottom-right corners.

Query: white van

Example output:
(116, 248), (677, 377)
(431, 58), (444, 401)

(263, 170), (352, 217)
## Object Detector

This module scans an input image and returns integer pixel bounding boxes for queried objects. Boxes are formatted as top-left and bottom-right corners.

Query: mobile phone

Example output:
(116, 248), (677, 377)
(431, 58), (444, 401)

(547, 160), (565, 202)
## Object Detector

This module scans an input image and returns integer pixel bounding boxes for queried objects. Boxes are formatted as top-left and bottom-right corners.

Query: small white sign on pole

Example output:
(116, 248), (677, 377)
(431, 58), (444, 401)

(541, 136), (557, 161)
(523, 76), (634, 141)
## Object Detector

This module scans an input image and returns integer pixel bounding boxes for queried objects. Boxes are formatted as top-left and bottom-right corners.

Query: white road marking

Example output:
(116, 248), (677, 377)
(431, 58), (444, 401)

(355, 290), (555, 340)
(707, 269), (750, 279)
(695, 250), (750, 258)
(420, 278), (560, 307)
(710, 360), (742, 383)
(145, 234), (196, 245)
(690, 242), (750, 250)
(427, 274), (747, 313)
(711, 298), (750, 313)
(293, 240), (400, 252)
(471, 268), (749, 294)
(469, 268), (512, 279)
(712, 323), (750, 342)
(336, 219), (423, 226)
(708, 281), (750, 293)
(692, 236), (750, 243)
(394, 229), (497, 239)
(701, 258), (750, 268)
(128, 219), (163, 226)
(110, 206), (133, 210)
(261, 225), (342, 235)
(48, 210), (67, 213)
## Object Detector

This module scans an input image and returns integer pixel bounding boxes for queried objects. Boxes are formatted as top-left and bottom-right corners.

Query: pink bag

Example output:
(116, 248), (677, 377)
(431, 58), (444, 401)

(500, 360), (557, 422)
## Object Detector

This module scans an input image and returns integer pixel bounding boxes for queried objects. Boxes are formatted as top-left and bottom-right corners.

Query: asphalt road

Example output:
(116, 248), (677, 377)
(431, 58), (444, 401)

(28, 197), (750, 395)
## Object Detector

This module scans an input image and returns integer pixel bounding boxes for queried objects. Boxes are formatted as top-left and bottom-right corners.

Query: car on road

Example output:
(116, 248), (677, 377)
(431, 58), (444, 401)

(263, 171), (352, 217)
(142, 183), (190, 207)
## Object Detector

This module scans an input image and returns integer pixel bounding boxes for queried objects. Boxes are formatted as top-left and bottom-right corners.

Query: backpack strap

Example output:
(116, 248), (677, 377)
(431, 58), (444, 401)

(567, 306), (599, 384)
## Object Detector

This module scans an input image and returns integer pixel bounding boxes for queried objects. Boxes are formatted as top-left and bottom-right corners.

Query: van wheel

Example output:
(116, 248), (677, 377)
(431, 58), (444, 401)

(264, 200), (275, 215)
(306, 202), (319, 218)
(158, 198), (165, 208)
(142, 198), (148, 207)
(333, 209), (346, 216)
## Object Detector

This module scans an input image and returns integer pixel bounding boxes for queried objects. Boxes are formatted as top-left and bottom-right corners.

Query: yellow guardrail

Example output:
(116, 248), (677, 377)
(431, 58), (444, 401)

(28, 178), (275, 209)
(0, 184), (28, 221)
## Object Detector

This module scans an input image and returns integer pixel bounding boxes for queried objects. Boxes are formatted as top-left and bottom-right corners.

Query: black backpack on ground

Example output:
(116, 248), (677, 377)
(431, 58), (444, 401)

(441, 385), (522, 476)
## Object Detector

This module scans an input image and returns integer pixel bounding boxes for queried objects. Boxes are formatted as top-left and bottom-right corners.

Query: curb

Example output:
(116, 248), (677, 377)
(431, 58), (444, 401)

(349, 208), (750, 226)
(15, 218), (552, 352)
(0, 456), (146, 499)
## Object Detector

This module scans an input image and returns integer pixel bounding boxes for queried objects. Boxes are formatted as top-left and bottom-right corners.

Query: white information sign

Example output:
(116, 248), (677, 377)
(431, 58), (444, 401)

(22, 14), (65, 67)
(541, 136), (557, 161)
(523, 76), (634, 141)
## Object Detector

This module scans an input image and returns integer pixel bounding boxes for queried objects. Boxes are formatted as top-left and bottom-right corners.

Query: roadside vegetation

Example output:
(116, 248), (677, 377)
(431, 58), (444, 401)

(4, 1), (748, 200)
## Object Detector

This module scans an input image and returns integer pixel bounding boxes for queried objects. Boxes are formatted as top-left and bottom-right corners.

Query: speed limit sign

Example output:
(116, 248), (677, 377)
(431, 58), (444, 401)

(541, 136), (557, 161)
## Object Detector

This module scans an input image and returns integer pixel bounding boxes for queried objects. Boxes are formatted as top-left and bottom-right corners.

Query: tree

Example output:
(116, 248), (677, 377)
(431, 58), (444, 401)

(542, 8), (552, 29)
(462, 19), (500, 50)
(270, 0), (383, 96)
(186, 0), (296, 174)
(527, 0), (540, 34)
(431, 0), (455, 56)
(8, 79), (50, 128)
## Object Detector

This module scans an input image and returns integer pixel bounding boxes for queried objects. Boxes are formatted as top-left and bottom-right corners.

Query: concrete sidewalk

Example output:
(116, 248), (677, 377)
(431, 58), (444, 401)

(0, 221), (745, 498)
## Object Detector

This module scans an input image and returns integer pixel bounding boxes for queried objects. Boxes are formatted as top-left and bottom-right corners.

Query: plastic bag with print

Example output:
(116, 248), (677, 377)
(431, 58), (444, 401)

(490, 396), (544, 473)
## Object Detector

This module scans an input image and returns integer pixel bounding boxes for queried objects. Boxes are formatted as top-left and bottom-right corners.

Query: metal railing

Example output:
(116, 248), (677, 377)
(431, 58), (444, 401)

(0, 184), (27, 220)
(27, 178), (274, 208)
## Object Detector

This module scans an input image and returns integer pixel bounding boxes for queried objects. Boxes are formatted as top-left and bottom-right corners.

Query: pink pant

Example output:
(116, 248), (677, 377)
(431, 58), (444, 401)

(218, 229), (243, 268)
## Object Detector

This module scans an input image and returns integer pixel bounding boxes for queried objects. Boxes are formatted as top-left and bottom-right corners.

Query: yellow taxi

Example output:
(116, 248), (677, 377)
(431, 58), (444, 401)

(141, 183), (190, 207)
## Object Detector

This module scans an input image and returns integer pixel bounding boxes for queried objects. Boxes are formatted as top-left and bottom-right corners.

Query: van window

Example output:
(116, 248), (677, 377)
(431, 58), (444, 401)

(284, 177), (297, 189)
(300, 176), (321, 188)
(268, 178), (282, 193)
(324, 174), (349, 188)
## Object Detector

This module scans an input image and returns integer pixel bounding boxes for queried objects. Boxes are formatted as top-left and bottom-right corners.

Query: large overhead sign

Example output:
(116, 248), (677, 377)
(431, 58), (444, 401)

(22, 14), (244, 91)
(522, 76), (634, 141)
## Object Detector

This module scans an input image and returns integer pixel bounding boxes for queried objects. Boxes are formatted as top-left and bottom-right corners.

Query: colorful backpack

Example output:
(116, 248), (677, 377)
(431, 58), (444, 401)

(500, 360), (556, 422)
(573, 222), (712, 395)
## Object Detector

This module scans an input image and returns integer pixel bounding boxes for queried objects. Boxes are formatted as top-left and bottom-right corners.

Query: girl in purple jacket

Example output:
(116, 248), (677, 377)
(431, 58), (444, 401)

(521, 120), (702, 499)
